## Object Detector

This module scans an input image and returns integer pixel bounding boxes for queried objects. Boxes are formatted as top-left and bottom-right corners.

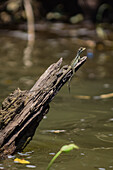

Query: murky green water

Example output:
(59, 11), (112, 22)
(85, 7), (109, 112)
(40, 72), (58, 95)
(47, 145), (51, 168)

(0, 27), (113, 170)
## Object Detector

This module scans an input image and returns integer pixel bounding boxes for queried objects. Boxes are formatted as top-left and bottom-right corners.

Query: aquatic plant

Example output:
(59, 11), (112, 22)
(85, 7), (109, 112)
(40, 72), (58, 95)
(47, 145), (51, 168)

(47, 143), (79, 170)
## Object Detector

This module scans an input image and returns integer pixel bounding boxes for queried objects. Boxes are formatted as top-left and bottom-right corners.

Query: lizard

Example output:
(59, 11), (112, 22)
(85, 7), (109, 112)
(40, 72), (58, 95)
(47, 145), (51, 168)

(55, 47), (86, 92)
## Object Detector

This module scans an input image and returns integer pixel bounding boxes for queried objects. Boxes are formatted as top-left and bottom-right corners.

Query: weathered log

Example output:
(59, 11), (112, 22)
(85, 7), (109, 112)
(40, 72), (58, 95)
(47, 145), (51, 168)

(0, 56), (87, 159)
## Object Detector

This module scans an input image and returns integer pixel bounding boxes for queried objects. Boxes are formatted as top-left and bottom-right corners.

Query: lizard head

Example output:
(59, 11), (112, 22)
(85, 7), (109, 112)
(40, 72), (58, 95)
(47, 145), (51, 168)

(78, 47), (86, 55)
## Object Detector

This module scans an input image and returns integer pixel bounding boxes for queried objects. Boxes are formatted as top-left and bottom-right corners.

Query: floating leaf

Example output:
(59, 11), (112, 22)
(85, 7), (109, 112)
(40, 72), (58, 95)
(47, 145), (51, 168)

(26, 165), (36, 168)
(75, 95), (91, 100)
(100, 93), (113, 99)
(52, 130), (66, 133)
(45, 129), (66, 133)
(14, 158), (30, 164)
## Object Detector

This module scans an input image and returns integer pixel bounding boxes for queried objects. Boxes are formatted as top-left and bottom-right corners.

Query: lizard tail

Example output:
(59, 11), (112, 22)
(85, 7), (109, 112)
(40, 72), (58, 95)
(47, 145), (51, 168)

(67, 76), (72, 93)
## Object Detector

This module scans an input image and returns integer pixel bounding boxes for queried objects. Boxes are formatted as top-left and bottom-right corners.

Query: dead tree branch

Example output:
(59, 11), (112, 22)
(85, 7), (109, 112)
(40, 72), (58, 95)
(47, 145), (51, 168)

(0, 56), (87, 159)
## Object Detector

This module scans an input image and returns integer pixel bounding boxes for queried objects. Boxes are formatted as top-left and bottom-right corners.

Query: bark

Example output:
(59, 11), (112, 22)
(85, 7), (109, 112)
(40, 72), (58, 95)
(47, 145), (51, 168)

(0, 56), (87, 159)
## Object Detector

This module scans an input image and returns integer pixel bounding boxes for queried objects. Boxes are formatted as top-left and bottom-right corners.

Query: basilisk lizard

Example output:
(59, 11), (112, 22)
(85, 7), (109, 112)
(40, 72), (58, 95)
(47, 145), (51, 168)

(55, 47), (86, 92)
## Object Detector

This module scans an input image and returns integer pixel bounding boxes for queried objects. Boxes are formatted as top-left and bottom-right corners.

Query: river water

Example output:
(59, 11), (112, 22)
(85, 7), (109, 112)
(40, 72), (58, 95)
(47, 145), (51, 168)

(0, 24), (113, 170)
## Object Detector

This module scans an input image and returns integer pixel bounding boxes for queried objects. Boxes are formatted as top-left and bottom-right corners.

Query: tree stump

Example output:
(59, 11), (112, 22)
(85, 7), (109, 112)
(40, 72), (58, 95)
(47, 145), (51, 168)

(0, 56), (87, 159)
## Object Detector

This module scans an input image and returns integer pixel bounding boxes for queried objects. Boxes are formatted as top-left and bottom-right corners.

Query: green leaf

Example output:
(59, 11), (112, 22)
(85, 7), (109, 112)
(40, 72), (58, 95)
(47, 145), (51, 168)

(61, 144), (79, 153)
